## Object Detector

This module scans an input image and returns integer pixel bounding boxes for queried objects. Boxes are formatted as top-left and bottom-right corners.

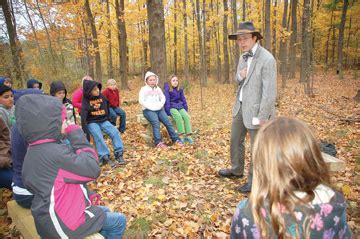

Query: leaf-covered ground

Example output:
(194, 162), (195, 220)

(1, 72), (359, 238)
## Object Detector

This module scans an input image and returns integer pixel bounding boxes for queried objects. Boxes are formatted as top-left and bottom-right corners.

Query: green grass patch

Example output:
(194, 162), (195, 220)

(125, 217), (151, 239)
(194, 149), (208, 159)
(336, 130), (348, 137)
(143, 176), (165, 188)
(177, 161), (188, 174)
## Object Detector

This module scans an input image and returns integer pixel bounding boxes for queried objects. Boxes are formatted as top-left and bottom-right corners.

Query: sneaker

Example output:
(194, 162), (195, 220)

(174, 140), (184, 146)
(178, 136), (185, 143)
(99, 156), (106, 166)
(101, 155), (118, 168)
(156, 142), (167, 148)
(185, 136), (194, 144)
(114, 152), (128, 165)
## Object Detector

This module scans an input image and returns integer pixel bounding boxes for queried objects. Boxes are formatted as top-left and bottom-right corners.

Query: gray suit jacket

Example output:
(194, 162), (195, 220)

(232, 45), (277, 129)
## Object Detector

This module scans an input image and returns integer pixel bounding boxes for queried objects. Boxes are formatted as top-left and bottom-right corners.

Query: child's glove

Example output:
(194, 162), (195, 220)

(89, 193), (101, 205)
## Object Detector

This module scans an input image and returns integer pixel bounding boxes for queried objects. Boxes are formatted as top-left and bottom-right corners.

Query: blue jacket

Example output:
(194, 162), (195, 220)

(164, 83), (188, 116)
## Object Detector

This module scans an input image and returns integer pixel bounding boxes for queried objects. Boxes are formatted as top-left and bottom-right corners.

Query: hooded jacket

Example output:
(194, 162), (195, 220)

(230, 185), (352, 238)
(11, 89), (44, 197)
(164, 82), (188, 116)
(139, 71), (166, 111)
(26, 79), (42, 89)
(17, 94), (105, 238)
(50, 81), (76, 124)
(81, 80), (110, 135)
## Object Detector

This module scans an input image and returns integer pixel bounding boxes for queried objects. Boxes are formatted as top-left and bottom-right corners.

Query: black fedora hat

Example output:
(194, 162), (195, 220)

(228, 21), (263, 40)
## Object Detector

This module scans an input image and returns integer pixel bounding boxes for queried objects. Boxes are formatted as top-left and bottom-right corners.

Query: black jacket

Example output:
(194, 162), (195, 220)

(81, 80), (110, 135)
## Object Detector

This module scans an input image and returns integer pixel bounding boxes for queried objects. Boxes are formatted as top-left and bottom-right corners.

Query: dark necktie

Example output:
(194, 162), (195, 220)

(242, 50), (253, 62)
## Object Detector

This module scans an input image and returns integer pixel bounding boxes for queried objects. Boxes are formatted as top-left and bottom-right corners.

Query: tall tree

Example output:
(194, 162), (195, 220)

(0, 0), (26, 86)
(280, 0), (289, 88)
(81, 18), (94, 77)
(231, 0), (239, 69)
(115, 0), (129, 89)
(183, 0), (189, 82)
(223, 0), (230, 84)
(173, 0), (178, 74)
(146, 0), (167, 86)
(289, 0), (298, 79)
(84, 0), (102, 82)
(202, 0), (208, 86)
(242, 0), (246, 21)
(35, 0), (57, 75)
(106, 0), (114, 79)
(336, 0), (349, 79)
(272, 0), (277, 55)
(264, 0), (271, 50)
(300, 0), (312, 95)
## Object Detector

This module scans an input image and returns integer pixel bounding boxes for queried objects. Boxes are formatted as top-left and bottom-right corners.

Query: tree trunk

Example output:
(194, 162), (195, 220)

(214, 0), (222, 83)
(331, 20), (336, 66)
(35, 0), (57, 75)
(222, 0), (230, 84)
(336, 0), (349, 79)
(81, 19), (94, 77)
(280, 0), (289, 88)
(106, 0), (114, 79)
(173, 0), (178, 74)
(146, 0), (167, 87)
(202, 0), (208, 86)
(231, 0), (239, 70)
(242, 0), (246, 21)
(0, 0), (26, 86)
(325, 8), (334, 70)
(289, 0), (297, 79)
(183, 0), (189, 82)
(300, 0), (311, 94)
(84, 0), (102, 82)
(344, 17), (352, 68)
(272, 0), (277, 56)
(264, 0), (271, 51)
(23, 0), (41, 56)
(115, 0), (129, 90)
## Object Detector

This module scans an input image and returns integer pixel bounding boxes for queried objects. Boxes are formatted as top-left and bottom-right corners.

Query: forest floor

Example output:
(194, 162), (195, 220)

(0, 72), (359, 238)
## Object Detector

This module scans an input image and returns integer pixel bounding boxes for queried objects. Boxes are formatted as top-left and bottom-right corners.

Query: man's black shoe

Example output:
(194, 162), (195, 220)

(218, 169), (243, 178)
(237, 182), (252, 193)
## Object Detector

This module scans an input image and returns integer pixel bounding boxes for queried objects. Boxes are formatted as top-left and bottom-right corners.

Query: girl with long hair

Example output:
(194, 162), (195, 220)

(230, 117), (351, 238)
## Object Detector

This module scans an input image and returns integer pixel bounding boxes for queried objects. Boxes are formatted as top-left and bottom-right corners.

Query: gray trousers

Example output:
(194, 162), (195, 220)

(230, 105), (258, 183)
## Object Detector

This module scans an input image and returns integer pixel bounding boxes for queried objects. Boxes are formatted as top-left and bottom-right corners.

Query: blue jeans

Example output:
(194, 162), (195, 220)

(109, 107), (126, 133)
(98, 206), (126, 239)
(143, 109), (179, 145)
(87, 121), (124, 158)
(0, 167), (13, 190)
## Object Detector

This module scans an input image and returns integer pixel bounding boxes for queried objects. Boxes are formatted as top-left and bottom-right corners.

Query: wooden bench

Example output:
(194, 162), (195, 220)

(322, 152), (346, 173)
(7, 200), (104, 239)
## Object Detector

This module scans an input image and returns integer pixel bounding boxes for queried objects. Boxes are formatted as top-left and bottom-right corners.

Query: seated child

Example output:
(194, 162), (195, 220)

(102, 79), (126, 133)
(139, 71), (182, 148)
(0, 76), (13, 88)
(230, 117), (352, 238)
(81, 80), (127, 166)
(27, 79), (42, 89)
(0, 116), (13, 190)
(16, 94), (126, 238)
(164, 75), (193, 144)
(50, 80), (76, 125)
(0, 85), (15, 129)
(11, 89), (43, 208)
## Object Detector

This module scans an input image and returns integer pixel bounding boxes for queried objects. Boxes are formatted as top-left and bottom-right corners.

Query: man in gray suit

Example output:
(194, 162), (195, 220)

(218, 21), (277, 193)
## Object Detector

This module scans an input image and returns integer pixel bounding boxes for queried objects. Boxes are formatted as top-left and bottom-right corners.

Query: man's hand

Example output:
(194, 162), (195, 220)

(240, 68), (247, 78)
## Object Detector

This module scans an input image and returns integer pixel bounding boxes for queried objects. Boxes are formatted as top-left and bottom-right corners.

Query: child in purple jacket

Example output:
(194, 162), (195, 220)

(164, 75), (193, 144)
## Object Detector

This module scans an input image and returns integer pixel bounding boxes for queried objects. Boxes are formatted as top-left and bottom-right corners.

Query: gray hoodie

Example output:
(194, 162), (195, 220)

(16, 94), (105, 239)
